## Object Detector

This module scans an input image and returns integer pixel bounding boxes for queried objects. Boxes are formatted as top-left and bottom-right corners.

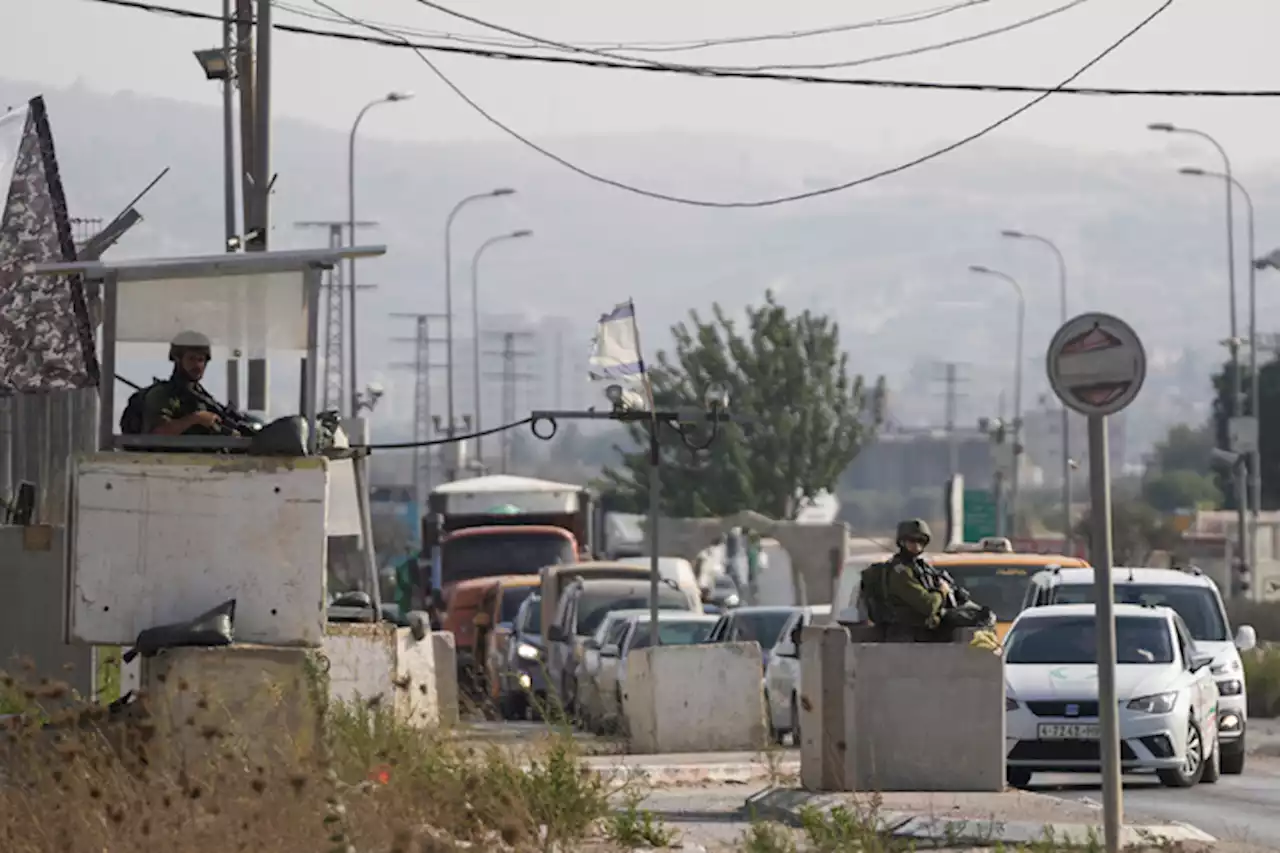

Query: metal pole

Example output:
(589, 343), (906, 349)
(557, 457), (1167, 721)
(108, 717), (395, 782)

(1053, 249), (1073, 553)
(252, 0), (270, 250)
(992, 470), (1005, 538)
(221, 0), (236, 253)
(234, 0), (254, 236)
(648, 422), (661, 647)
(413, 315), (427, 506)
(1088, 414), (1122, 853)
(1012, 283), (1025, 536)
(471, 246), (484, 462)
(1227, 174), (1260, 589)
(346, 105), (370, 418)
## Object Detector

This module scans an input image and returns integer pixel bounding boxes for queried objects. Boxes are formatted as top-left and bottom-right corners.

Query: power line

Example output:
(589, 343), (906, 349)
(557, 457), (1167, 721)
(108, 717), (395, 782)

(317, 0), (1178, 209)
(84, 0), (1275, 99)
(276, 0), (998, 54)
(406, 0), (1091, 73)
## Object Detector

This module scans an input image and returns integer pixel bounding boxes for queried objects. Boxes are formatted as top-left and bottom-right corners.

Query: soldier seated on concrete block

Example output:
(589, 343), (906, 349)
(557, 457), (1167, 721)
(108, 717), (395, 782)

(857, 520), (996, 643)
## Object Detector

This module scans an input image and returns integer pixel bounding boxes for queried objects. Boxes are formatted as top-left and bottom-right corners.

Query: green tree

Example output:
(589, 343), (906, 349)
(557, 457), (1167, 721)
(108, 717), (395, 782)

(600, 292), (886, 519)
(1150, 423), (1216, 476)
(1074, 496), (1179, 565)
(1211, 356), (1280, 510)
(1141, 469), (1221, 513)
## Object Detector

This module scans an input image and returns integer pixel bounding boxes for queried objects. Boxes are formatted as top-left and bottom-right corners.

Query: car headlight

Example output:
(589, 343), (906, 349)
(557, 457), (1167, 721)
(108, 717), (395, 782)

(1217, 679), (1243, 697)
(1005, 696), (1019, 711)
(1126, 691), (1178, 714)
(1211, 659), (1241, 676)
(516, 643), (540, 661)
(725, 594), (740, 607)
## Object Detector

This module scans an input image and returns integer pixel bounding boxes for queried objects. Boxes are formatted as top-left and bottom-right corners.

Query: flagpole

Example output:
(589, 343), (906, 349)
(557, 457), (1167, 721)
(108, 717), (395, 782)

(626, 298), (662, 649)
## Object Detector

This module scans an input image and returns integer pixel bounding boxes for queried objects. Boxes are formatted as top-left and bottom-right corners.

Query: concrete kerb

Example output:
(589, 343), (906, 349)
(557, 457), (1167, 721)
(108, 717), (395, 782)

(578, 753), (800, 788)
(744, 788), (1218, 848)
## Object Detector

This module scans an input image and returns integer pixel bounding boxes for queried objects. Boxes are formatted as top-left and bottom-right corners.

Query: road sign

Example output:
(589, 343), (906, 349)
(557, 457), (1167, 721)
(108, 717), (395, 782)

(962, 489), (997, 541)
(1046, 312), (1147, 417)
(1230, 416), (1259, 454)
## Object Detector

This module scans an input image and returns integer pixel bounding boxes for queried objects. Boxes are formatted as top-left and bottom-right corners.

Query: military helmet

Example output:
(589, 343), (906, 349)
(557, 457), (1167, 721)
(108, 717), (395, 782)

(895, 518), (932, 545)
(168, 329), (212, 363)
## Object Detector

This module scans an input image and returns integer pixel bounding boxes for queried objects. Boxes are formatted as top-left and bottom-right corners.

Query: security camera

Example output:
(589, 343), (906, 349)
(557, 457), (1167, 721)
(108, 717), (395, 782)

(704, 381), (730, 411)
(366, 381), (385, 398)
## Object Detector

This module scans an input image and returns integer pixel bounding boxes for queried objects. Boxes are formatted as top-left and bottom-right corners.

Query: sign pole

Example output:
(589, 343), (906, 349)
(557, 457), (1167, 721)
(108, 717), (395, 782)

(1046, 311), (1146, 853)
(1087, 413), (1122, 852)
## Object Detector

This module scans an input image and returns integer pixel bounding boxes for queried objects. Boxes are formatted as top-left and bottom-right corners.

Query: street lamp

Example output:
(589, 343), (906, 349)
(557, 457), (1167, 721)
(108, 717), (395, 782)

(1148, 123), (1242, 448)
(1181, 165), (1258, 585)
(970, 264), (1026, 537)
(1002, 228), (1072, 551)
(471, 228), (533, 462)
(444, 188), (515, 452)
(347, 90), (415, 417)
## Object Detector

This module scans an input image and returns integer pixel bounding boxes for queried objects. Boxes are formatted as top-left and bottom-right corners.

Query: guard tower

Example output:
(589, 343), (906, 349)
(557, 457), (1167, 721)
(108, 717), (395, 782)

(28, 246), (387, 650)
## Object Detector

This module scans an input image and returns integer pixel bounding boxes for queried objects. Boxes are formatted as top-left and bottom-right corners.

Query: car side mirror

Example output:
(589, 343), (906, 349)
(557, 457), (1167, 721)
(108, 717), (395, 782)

(1190, 653), (1214, 672)
(790, 625), (803, 646)
(548, 625), (567, 643)
(600, 643), (619, 658)
(1235, 624), (1257, 652)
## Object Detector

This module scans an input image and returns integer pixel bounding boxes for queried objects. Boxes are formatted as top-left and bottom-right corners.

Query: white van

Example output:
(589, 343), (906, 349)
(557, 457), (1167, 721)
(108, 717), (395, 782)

(1022, 565), (1257, 775)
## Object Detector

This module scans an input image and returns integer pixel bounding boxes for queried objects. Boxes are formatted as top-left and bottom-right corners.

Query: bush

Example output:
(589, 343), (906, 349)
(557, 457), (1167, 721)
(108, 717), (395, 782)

(1242, 646), (1280, 718)
(1227, 599), (1280, 644)
(0, 665), (611, 853)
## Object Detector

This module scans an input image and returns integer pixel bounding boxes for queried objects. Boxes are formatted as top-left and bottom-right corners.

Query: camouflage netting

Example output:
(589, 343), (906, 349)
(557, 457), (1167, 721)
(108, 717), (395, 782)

(0, 96), (99, 395)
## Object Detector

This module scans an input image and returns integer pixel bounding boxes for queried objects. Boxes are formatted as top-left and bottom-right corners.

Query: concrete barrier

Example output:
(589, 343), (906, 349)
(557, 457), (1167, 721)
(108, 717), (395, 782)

(141, 645), (324, 764)
(432, 632), (459, 727)
(798, 624), (850, 791)
(623, 642), (766, 754)
(323, 623), (439, 726)
(844, 641), (1004, 791)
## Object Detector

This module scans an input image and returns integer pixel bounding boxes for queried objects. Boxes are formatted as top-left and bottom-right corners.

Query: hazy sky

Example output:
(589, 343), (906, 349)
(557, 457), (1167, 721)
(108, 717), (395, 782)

(7, 0), (1280, 180)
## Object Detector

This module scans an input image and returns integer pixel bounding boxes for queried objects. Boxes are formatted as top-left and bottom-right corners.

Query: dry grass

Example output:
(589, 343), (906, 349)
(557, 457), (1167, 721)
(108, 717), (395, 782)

(0, 660), (612, 853)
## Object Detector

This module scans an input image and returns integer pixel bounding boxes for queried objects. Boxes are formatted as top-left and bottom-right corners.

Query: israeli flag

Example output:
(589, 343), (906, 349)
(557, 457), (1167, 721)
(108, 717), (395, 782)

(588, 300), (646, 381)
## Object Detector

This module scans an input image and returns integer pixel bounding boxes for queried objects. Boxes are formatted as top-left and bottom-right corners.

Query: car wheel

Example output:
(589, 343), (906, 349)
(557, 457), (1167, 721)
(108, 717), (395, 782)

(1158, 717), (1206, 788)
(790, 693), (801, 747)
(1201, 732), (1221, 784)
(500, 691), (527, 721)
(1006, 768), (1033, 789)
(1221, 737), (1246, 775)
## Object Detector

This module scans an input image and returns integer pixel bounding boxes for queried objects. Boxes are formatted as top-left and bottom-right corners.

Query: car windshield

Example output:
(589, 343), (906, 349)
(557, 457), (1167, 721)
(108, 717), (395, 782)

(730, 611), (794, 648)
(1005, 615), (1175, 665)
(942, 563), (1033, 622)
(577, 586), (689, 636)
(442, 532), (575, 584)
(500, 586), (536, 624)
(1051, 583), (1228, 642)
(520, 598), (542, 634)
(630, 620), (716, 650)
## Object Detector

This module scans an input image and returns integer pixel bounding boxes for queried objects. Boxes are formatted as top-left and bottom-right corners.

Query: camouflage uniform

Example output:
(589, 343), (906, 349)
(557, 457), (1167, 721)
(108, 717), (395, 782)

(861, 519), (949, 642)
(140, 380), (219, 436)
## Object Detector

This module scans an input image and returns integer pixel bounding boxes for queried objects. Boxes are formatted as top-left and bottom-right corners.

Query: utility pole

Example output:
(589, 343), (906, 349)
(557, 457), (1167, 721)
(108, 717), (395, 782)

(483, 330), (537, 474)
(295, 220), (376, 413)
(554, 329), (565, 409)
(390, 313), (448, 505)
(935, 361), (969, 477)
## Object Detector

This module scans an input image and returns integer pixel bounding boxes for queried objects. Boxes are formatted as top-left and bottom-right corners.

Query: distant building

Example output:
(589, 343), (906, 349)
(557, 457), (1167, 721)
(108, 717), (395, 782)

(843, 427), (994, 493)
(1019, 401), (1127, 490)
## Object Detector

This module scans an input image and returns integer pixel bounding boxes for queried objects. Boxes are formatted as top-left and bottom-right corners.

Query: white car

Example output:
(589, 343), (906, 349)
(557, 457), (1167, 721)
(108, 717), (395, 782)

(575, 608), (652, 730)
(1004, 603), (1221, 789)
(764, 604), (831, 745)
(1022, 566), (1256, 774)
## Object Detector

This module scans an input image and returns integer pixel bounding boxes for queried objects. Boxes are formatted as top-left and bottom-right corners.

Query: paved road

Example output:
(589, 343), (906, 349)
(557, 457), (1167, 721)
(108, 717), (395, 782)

(1033, 756), (1280, 847)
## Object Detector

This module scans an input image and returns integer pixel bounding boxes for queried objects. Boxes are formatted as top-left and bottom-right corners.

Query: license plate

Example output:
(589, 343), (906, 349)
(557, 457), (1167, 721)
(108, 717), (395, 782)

(1038, 723), (1100, 740)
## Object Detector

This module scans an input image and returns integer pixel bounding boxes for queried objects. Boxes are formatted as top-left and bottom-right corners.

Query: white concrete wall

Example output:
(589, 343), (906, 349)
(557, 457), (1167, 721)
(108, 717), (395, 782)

(623, 642), (766, 754)
(431, 632), (459, 727)
(798, 624), (849, 791)
(844, 642), (1005, 792)
(70, 454), (330, 647)
(324, 624), (439, 727)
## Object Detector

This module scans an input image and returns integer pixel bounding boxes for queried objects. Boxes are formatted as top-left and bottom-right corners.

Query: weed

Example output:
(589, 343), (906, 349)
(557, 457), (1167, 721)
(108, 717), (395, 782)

(741, 817), (799, 853)
(605, 789), (679, 848)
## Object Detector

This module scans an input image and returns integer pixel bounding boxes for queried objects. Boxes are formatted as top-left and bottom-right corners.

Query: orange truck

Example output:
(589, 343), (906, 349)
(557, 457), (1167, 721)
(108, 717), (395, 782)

(421, 475), (599, 604)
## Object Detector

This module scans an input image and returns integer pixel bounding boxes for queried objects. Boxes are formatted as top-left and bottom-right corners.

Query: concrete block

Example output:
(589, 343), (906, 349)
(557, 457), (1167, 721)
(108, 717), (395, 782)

(799, 624), (849, 791)
(845, 642), (1004, 791)
(141, 645), (323, 765)
(624, 642), (766, 754)
(323, 623), (439, 727)
(432, 632), (459, 727)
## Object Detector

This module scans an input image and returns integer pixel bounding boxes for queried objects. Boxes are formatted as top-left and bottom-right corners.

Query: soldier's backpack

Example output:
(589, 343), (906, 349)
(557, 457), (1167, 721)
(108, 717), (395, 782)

(119, 378), (169, 435)
(858, 560), (894, 624)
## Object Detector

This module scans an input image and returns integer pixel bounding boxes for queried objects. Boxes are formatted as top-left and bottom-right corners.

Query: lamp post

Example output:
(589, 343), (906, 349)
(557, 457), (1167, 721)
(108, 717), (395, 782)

(970, 265), (1025, 536)
(1182, 166), (1257, 589)
(1149, 124), (1245, 546)
(347, 90), (414, 416)
(444, 188), (515, 452)
(471, 229), (533, 464)
(1002, 229), (1071, 551)
(193, 23), (236, 253)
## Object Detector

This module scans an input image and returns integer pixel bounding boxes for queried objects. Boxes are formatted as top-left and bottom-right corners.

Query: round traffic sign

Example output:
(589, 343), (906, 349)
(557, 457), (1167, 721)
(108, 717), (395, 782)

(1046, 312), (1146, 417)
